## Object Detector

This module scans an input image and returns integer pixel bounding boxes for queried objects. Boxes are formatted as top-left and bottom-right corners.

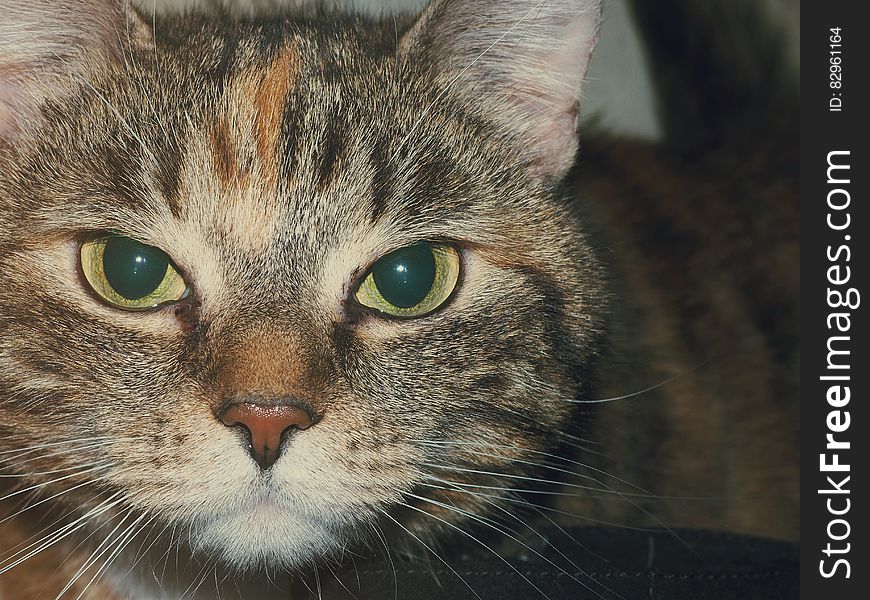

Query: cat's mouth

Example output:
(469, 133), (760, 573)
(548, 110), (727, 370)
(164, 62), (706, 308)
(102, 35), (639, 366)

(251, 496), (281, 512)
(217, 492), (298, 521)
(235, 491), (300, 518)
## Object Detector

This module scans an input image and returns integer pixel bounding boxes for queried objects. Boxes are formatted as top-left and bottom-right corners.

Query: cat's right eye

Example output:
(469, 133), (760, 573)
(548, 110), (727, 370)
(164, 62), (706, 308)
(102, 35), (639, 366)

(79, 235), (188, 311)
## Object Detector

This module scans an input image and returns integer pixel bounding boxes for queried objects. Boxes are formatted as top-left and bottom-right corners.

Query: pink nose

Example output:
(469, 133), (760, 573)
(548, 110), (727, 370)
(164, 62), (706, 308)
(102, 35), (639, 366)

(220, 402), (314, 470)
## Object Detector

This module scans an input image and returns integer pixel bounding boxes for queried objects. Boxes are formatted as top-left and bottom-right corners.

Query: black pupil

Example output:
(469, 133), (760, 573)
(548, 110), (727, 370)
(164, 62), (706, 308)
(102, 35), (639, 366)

(102, 236), (169, 300)
(371, 244), (436, 309)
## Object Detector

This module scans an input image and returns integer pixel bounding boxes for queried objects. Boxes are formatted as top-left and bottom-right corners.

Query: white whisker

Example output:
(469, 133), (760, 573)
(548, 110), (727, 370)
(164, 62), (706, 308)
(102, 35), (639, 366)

(570, 361), (710, 404)
(376, 507), (482, 600)
(0, 472), (111, 526)
(72, 512), (154, 600)
(0, 463), (112, 504)
(0, 492), (125, 575)
(398, 500), (551, 600)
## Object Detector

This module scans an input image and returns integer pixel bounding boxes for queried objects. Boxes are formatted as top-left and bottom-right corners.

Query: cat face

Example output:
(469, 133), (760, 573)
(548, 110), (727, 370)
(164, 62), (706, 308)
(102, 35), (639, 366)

(0, 0), (604, 570)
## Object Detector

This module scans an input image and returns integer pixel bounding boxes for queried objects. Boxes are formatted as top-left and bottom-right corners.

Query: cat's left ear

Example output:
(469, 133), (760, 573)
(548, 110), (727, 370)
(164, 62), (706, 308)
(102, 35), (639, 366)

(0, 0), (151, 142)
(401, 0), (602, 180)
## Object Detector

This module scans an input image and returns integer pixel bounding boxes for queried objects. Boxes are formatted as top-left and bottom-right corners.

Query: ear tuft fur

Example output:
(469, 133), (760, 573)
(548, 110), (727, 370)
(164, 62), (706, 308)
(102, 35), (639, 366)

(402, 0), (602, 180)
(0, 0), (147, 141)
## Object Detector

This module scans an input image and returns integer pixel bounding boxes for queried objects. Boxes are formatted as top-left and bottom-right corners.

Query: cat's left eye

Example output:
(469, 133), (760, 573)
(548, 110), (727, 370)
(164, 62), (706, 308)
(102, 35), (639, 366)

(80, 235), (188, 310)
(355, 243), (460, 318)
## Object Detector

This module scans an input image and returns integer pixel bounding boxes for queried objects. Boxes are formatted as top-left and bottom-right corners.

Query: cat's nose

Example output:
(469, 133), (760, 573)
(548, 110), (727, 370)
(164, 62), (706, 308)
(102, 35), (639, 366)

(219, 401), (315, 470)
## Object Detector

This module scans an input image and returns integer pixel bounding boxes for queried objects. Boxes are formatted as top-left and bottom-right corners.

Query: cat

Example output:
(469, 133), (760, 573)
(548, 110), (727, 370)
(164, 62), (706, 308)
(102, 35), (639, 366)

(0, 0), (798, 598)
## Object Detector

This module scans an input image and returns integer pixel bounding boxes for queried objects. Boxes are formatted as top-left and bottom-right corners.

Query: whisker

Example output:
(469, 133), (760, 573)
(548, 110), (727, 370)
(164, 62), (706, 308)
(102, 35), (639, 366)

(418, 481), (679, 532)
(416, 440), (658, 496)
(313, 563), (322, 600)
(73, 512), (154, 600)
(570, 360), (710, 404)
(179, 559), (215, 600)
(0, 490), (109, 563)
(397, 500), (552, 600)
(525, 501), (615, 563)
(423, 464), (705, 558)
(0, 492), (125, 575)
(0, 471), (111, 526)
(0, 463), (113, 504)
(423, 473), (601, 497)
(0, 448), (118, 477)
(421, 462), (664, 499)
(324, 559), (361, 600)
(125, 517), (174, 578)
(55, 507), (137, 599)
(57, 501), (136, 579)
(407, 491), (617, 600)
(376, 507), (482, 600)
(156, 521), (180, 585)
(422, 483), (625, 600)
(0, 436), (119, 457)
(367, 520), (397, 600)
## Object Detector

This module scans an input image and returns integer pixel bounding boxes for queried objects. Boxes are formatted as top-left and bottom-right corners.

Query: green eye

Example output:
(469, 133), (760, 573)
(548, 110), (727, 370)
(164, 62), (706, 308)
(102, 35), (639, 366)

(355, 243), (460, 318)
(80, 236), (188, 310)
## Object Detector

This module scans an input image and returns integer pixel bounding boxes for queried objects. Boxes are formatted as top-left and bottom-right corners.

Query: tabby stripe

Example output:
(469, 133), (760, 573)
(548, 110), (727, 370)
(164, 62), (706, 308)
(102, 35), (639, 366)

(213, 32), (240, 88)
(278, 93), (305, 183)
(253, 47), (299, 185)
(154, 133), (184, 218)
(369, 136), (394, 224)
(316, 115), (344, 190)
(511, 265), (592, 389)
(210, 117), (238, 187)
(405, 148), (465, 214)
(101, 133), (145, 211)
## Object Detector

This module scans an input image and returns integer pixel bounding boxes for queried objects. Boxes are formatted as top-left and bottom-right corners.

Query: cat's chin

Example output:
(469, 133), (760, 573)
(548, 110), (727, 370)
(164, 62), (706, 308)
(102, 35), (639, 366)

(189, 502), (346, 571)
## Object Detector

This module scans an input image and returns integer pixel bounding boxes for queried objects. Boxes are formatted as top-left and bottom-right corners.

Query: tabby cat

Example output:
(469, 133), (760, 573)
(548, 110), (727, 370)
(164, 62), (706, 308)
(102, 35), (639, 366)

(0, 0), (798, 598)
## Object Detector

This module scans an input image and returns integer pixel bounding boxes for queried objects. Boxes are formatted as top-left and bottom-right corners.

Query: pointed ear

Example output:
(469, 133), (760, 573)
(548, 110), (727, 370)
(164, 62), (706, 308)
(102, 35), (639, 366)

(401, 0), (601, 180)
(0, 0), (150, 141)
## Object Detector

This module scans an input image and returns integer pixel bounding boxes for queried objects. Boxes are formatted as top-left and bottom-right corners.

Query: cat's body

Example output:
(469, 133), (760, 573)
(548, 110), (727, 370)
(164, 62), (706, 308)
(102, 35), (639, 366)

(0, 0), (797, 598)
(563, 134), (798, 539)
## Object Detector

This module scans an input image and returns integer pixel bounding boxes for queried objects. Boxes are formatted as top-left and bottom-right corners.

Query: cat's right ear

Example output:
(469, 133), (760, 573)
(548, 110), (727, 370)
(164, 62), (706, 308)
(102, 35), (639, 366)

(0, 0), (151, 142)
